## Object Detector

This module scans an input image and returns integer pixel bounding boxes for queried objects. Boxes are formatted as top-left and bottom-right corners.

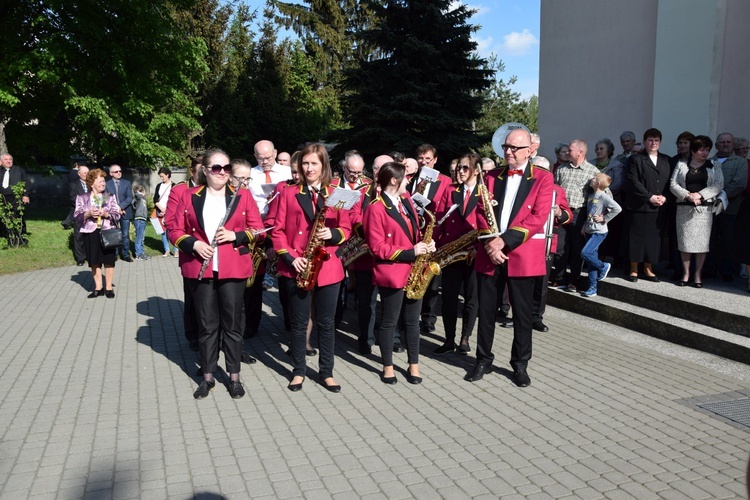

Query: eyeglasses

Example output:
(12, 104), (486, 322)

(207, 164), (231, 175)
(110, 170), (121, 174)
(501, 144), (530, 153)
(457, 165), (471, 173)
(232, 176), (250, 184)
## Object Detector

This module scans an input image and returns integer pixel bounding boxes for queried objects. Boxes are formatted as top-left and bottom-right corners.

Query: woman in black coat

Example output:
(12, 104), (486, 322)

(623, 128), (671, 282)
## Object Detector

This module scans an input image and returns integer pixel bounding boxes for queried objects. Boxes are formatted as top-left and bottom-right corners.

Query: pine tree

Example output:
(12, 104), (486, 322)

(338, 0), (493, 165)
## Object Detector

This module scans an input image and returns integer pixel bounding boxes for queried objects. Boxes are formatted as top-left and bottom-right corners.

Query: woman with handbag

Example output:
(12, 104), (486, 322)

(74, 168), (122, 298)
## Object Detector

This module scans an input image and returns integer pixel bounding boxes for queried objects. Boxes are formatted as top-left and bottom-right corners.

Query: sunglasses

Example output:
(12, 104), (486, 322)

(457, 165), (471, 173)
(207, 164), (231, 175)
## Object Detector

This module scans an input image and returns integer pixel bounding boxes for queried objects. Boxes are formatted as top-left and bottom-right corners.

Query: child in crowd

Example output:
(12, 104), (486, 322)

(580, 173), (621, 297)
(132, 184), (149, 260)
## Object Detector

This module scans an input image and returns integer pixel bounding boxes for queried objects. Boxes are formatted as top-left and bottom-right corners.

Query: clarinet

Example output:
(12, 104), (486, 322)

(198, 179), (247, 280)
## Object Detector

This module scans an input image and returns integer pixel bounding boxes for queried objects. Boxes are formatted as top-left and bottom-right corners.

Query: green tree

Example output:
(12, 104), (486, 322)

(0, 0), (207, 168)
(338, 0), (493, 164)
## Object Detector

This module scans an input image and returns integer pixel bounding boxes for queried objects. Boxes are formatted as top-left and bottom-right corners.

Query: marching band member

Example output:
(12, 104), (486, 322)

(432, 153), (482, 356)
(407, 144), (452, 334)
(170, 150), (265, 400)
(347, 154), (392, 355)
(468, 129), (554, 388)
(363, 162), (435, 385)
(271, 144), (351, 393)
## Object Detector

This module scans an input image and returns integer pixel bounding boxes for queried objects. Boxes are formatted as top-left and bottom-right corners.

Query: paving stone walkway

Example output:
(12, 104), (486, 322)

(0, 257), (748, 499)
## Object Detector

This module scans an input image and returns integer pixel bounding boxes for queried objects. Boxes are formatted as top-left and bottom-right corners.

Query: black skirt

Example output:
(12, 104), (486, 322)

(83, 229), (117, 267)
(626, 210), (661, 263)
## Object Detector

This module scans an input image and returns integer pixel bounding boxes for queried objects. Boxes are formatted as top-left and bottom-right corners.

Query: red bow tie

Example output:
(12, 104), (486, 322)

(508, 168), (524, 176)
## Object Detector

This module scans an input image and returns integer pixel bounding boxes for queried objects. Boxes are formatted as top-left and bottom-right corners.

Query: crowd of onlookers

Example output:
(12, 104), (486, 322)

(532, 129), (749, 293)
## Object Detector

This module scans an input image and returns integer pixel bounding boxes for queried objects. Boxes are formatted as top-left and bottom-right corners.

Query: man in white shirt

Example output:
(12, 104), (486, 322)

(249, 140), (293, 218)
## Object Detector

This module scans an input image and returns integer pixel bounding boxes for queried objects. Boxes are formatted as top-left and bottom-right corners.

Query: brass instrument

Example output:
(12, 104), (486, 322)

(477, 167), (500, 237)
(430, 230), (478, 269)
(404, 207), (440, 300)
(340, 235), (369, 267)
(246, 245), (266, 287)
(296, 193), (330, 291)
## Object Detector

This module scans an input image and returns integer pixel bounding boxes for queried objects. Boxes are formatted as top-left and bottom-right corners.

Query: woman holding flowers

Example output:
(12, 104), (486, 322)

(74, 168), (122, 298)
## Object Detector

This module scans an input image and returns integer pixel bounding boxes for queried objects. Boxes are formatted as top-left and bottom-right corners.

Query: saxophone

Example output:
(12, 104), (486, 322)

(296, 194), (331, 291)
(246, 244), (266, 287)
(477, 167), (500, 236)
(404, 208), (440, 300)
(429, 230), (479, 270)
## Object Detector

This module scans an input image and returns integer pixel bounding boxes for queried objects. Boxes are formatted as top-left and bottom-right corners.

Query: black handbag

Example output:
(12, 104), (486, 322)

(100, 221), (124, 249)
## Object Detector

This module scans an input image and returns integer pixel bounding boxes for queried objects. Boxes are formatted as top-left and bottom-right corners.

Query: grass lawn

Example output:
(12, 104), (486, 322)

(0, 207), (169, 276)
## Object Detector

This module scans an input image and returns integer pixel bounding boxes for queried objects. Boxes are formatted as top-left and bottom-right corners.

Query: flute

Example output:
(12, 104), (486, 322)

(198, 179), (248, 280)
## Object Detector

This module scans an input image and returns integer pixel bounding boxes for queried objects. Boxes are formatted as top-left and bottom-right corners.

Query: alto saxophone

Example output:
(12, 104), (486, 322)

(296, 194), (330, 291)
(246, 244), (266, 287)
(404, 207), (440, 300)
(477, 167), (500, 236)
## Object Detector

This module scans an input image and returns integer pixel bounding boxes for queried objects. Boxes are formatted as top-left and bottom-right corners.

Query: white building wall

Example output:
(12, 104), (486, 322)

(538, 0), (750, 160)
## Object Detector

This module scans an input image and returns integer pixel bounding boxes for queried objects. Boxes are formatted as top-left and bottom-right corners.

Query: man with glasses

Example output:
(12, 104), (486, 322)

(250, 140), (293, 218)
(106, 164), (133, 262)
(337, 150), (370, 190)
(468, 129), (554, 387)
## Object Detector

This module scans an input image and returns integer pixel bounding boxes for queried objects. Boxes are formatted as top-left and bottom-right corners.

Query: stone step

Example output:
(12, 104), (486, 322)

(548, 275), (750, 365)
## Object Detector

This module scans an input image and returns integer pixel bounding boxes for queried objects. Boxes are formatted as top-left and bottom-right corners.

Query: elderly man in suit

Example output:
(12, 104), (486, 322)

(467, 129), (554, 387)
(105, 164), (133, 261)
(69, 165), (90, 265)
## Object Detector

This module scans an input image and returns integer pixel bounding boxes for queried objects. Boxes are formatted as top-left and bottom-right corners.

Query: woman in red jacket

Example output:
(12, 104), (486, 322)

(363, 162), (435, 385)
(170, 149), (265, 400)
(271, 144), (350, 393)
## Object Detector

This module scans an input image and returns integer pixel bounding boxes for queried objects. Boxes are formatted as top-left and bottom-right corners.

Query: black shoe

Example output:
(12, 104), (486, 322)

(500, 318), (513, 328)
(693, 282), (703, 288)
(465, 362), (492, 382)
(76, 260), (85, 266)
(88, 289), (103, 298)
(287, 378), (304, 392)
(189, 340), (200, 352)
(433, 343), (455, 356)
(513, 368), (531, 387)
(121, 256), (133, 262)
(625, 274), (638, 282)
(241, 352), (257, 364)
(380, 371), (397, 385)
(532, 321), (549, 333)
(228, 380), (245, 399)
(319, 379), (342, 393)
(358, 345), (372, 355)
(406, 369), (423, 385)
(105, 290), (115, 299)
(456, 342), (470, 354)
(420, 321), (435, 333)
(677, 280), (688, 287)
(643, 274), (660, 282)
(393, 343), (405, 353)
(306, 348), (317, 357)
(193, 380), (216, 399)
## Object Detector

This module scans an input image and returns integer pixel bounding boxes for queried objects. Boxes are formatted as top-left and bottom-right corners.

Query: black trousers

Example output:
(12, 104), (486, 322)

(280, 276), (339, 379)
(72, 222), (86, 262)
(553, 207), (585, 283)
(379, 286), (422, 366)
(532, 256), (554, 321)
(354, 270), (377, 349)
(242, 272), (264, 338)
(420, 275), (440, 328)
(476, 265), (535, 370)
(441, 261), (478, 342)
(183, 276), (198, 343)
(188, 276), (245, 375)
